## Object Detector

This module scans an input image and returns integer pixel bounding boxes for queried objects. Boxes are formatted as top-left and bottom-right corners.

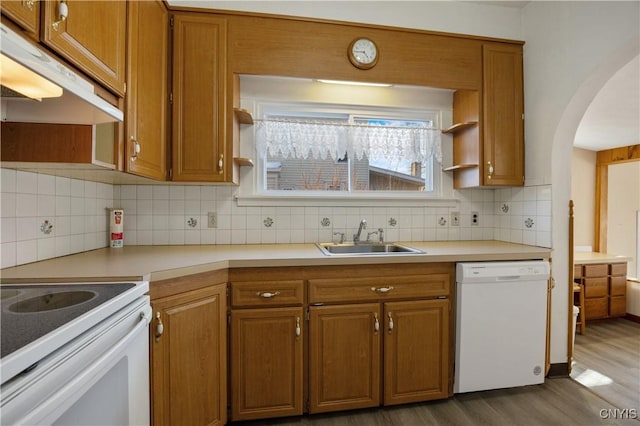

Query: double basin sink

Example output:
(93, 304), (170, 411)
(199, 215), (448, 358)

(316, 242), (424, 256)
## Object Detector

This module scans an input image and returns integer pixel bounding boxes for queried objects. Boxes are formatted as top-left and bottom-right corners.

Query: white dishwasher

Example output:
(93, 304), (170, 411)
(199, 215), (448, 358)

(454, 260), (550, 393)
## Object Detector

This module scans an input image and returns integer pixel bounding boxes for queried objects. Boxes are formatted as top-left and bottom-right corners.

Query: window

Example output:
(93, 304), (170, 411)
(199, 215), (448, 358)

(254, 105), (442, 196)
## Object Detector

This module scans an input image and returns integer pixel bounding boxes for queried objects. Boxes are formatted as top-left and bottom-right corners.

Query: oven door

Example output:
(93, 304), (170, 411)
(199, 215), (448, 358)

(1, 297), (151, 426)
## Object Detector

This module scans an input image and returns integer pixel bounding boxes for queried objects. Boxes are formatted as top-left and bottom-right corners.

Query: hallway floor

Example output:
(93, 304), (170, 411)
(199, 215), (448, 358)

(571, 317), (640, 415)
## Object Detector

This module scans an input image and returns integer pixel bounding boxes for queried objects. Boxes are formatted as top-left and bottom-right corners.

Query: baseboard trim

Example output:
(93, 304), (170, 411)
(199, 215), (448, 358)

(547, 362), (570, 377)
(624, 313), (640, 323)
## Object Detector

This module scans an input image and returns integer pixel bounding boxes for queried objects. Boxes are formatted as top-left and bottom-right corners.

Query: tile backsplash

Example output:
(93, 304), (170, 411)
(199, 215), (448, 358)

(1, 169), (115, 268)
(0, 169), (552, 268)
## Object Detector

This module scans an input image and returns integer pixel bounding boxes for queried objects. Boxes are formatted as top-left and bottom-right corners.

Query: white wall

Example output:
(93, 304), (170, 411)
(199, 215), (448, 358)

(607, 162), (639, 278)
(522, 1), (639, 364)
(571, 148), (596, 248)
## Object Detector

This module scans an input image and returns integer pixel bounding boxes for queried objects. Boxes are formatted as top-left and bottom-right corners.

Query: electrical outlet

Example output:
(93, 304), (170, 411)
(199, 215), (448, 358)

(207, 212), (217, 228)
(450, 211), (460, 226)
(471, 211), (479, 226)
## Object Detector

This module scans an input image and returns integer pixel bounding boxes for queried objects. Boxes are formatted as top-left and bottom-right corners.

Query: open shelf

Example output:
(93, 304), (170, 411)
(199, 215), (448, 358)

(441, 121), (477, 134)
(234, 107), (254, 125)
(442, 163), (478, 172)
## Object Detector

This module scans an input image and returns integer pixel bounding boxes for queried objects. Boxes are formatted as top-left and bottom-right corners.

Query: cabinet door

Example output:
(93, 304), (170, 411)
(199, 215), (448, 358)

(482, 43), (524, 186)
(125, 0), (168, 180)
(1, 0), (39, 37)
(231, 307), (304, 420)
(151, 284), (227, 426)
(171, 13), (229, 182)
(309, 303), (381, 414)
(383, 299), (449, 405)
(42, 0), (126, 95)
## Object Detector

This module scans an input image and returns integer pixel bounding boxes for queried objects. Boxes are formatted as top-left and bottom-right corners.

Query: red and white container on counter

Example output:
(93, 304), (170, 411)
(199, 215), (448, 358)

(110, 209), (124, 248)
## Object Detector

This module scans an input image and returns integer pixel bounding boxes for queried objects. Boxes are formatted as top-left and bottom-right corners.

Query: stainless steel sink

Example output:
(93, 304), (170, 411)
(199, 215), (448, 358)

(316, 242), (424, 256)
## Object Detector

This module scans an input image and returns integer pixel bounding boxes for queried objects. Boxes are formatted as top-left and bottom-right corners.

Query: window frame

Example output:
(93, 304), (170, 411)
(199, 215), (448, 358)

(236, 100), (458, 207)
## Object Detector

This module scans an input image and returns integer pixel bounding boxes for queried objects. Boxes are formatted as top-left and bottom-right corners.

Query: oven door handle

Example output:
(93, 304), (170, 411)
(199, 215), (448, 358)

(14, 305), (152, 426)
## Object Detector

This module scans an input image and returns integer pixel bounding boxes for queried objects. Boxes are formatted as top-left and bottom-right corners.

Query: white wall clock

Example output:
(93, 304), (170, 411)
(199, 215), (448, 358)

(348, 38), (378, 70)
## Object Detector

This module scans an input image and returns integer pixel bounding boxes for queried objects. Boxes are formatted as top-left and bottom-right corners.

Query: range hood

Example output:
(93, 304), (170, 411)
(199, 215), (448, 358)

(0, 23), (123, 124)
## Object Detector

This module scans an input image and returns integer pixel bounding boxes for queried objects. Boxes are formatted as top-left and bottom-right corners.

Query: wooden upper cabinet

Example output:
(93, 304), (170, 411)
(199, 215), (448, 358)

(445, 43), (523, 189)
(151, 284), (227, 426)
(125, 0), (168, 180)
(1, 0), (40, 37)
(482, 43), (524, 186)
(42, 0), (126, 96)
(171, 13), (230, 182)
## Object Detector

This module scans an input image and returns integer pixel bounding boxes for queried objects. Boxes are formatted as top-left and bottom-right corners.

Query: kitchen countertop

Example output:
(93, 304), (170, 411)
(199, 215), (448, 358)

(0, 241), (551, 283)
(574, 251), (632, 265)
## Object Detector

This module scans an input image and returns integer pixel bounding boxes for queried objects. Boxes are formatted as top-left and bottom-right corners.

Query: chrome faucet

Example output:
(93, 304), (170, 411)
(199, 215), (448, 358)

(353, 219), (367, 244)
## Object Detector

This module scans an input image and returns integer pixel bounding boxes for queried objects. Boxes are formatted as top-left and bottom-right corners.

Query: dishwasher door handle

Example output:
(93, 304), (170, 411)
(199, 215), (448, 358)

(496, 275), (521, 281)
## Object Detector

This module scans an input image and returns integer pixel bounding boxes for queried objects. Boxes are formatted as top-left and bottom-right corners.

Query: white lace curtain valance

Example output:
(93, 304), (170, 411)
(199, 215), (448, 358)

(255, 119), (442, 164)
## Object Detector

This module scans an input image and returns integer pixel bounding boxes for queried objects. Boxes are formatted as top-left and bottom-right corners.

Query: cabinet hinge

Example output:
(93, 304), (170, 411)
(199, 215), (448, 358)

(227, 313), (231, 326)
(168, 168), (173, 179)
(169, 92), (173, 105)
(305, 308), (310, 321)
(170, 16), (174, 28)
(123, 82), (126, 94)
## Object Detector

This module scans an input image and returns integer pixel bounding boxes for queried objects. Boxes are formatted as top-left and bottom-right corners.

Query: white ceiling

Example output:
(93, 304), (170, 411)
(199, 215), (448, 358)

(573, 55), (640, 151)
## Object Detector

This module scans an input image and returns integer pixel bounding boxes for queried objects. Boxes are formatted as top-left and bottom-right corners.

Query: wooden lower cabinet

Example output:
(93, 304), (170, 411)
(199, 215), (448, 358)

(309, 303), (382, 413)
(383, 299), (449, 405)
(151, 284), (227, 426)
(575, 262), (627, 320)
(157, 264), (453, 424)
(309, 299), (450, 414)
(230, 307), (304, 420)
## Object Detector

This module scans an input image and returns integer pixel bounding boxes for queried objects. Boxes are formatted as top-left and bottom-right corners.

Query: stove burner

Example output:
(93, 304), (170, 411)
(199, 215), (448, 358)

(1, 283), (135, 358)
(8, 290), (96, 313)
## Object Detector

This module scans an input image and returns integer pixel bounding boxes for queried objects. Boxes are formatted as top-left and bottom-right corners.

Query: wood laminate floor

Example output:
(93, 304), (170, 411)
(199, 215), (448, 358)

(571, 317), (640, 415)
(233, 378), (637, 426)
(233, 318), (640, 425)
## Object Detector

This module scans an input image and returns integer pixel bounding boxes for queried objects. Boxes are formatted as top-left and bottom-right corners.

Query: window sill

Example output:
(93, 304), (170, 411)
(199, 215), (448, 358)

(235, 192), (459, 207)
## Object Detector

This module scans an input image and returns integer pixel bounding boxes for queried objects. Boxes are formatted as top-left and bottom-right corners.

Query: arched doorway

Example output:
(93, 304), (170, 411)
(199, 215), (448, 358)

(553, 43), (639, 409)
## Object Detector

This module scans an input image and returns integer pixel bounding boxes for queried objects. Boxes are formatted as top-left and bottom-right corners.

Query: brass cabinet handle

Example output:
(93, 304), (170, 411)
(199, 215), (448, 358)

(295, 317), (301, 338)
(155, 311), (164, 340)
(218, 154), (224, 174)
(52, 0), (68, 31)
(387, 312), (394, 333)
(373, 312), (379, 333)
(256, 291), (280, 299)
(371, 286), (394, 293)
(25, 0), (36, 11)
(130, 137), (141, 161)
(487, 161), (494, 179)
